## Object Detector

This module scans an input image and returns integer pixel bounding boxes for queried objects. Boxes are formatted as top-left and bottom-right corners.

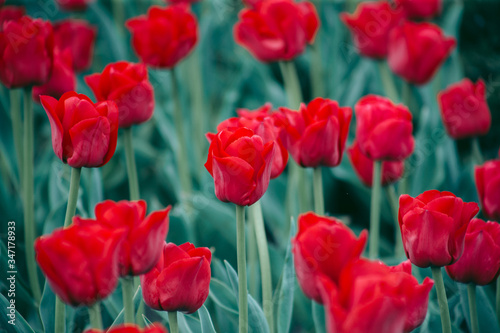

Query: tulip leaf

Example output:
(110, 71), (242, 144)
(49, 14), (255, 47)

(110, 285), (143, 326)
(39, 281), (55, 333)
(312, 302), (326, 333)
(142, 314), (154, 327)
(224, 260), (239, 299)
(0, 292), (35, 332)
(457, 283), (500, 333)
(178, 312), (202, 333)
(209, 278), (238, 315)
(198, 305), (217, 333)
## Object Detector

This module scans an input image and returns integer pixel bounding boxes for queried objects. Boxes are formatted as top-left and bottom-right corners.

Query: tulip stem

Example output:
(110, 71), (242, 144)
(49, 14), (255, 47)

(123, 127), (140, 200)
(279, 61), (303, 109)
(313, 167), (324, 215)
(10, 89), (23, 187)
(431, 267), (452, 333)
(168, 311), (178, 333)
(310, 34), (324, 98)
(122, 276), (135, 323)
(471, 137), (484, 165)
(22, 88), (41, 303)
(467, 283), (479, 333)
(54, 297), (65, 333)
(170, 68), (193, 197)
(64, 167), (82, 228)
(249, 201), (274, 333)
(236, 205), (248, 333)
(88, 302), (103, 329)
(385, 184), (404, 257)
(377, 61), (399, 103)
(369, 161), (382, 259)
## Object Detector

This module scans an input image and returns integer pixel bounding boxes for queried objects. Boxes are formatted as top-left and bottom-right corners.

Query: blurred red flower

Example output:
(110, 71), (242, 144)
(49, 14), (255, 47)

(475, 159), (500, 220)
(395, 0), (441, 19)
(54, 19), (96, 72)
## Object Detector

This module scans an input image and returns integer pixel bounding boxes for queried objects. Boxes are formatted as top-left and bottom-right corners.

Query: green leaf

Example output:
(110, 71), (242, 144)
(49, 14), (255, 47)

(209, 278), (238, 315)
(142, 314), (154, 327)
(39, 281), (55, 333)
(110, 285), (143, 326)
(457, 283), (500, 333)
(198, 305), (217, 333)
(178, 312), (201, 333)
(312, 302), (326, 333)
(0, 292), (35, 332)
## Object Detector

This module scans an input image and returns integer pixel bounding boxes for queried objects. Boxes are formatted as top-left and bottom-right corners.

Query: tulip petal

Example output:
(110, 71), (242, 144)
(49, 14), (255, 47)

(40, 95), (64, 161)
(212, 155), (256, 206)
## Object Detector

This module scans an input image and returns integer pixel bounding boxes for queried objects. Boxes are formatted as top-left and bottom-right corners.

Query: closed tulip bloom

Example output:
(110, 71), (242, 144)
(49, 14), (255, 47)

(388, 21), (455, 85)
(234, 0), (319, 62)
(214, 104), (288, 178)
(205, 127), (275, 206)
(438, 78), (491, 139)
(292, 212), (368, 303)
(0, 6), (26, 29)
(445, 219), (500, 285)
(86, 61), (155, 128)
(32, 49), (76, 103)
(0, 16), (53, 88)
(126, 5), (197, 68)
(54, 19), (96, 72)
(40, 91), (119, 168)
(399, 190), (479, 268)
(275, 98), (352, 168)
(395, 0), (441, 19)
(475, 160), (500, 220)
(34, 222), (125, 306)
(347, 141), (404, 187)
(340, 1), (405, 58)
(84, 323), (168, 333)
(75, 200), (171, 276)
(141, 242), (212, 313)
(355, 95), (414, 161)
(55, 0), (95, 11)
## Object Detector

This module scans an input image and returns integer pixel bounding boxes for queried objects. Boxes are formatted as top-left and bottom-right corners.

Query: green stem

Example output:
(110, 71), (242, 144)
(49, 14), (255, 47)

(310, 37), (324, 98)
(54, 297), (65, 333)
(431, 267), (452, 333)
(170, 68), (193, 196)
(88, 302), (103, 329)
(297, 166), (310, 213)
(471, 137), (484, 165)
(10, 89), (23, 185)
(313, 167), (324, 215)
(123, 128), (140, 200)
(111, 0), (125, 36)
(385, 184), (404, 257)
(169, 311), (178, 333)
(467, 283), (479, 333)
(377, 61), (399, 103)
(279, 61), (303, 109)
(122, 276), (135, 323)
(63, 167), (82, 228)
(497, 278), (500, 327)
(23, 87), (41, 303)
(247, 212), (259, 299)
(369, 161), (382, 259)
(236, 205), (248, 333)
(249, 202), (274, 333)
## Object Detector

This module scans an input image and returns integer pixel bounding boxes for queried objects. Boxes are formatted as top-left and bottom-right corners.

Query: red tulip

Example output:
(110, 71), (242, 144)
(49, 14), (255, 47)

(347, 141), (404, 187)
(32, 49), (76, 103)
(438, 78), (491, 139)
(275, 98), (352, 168)
(126, 4), (198, 69)
(0, 6), (25, 29)
(445, 218), (500, 285)
(388, 21), (455, 85)
(399, 190), (479, 268)
(214, 104), (288, 178)
(84, 323), (168, 333)
(340, 1), (405, 59)
(85, 61), (155, 128)
(292, 212), (367, 303)
(40, 91), (118, 168)
(354, 95), (414, 161)
(234, 0), (319, 62)
(54, 19), (96, 72)
(395, 0), (441, 19)
(75, 200), (171, 276)
(475, 159), (500, 220)
(34, 223), (125, 306)
(55, 0), (94, 11)
(0, 16), (53, 88)
(205, 127), (275, 206)
(141, 242), (212, 313)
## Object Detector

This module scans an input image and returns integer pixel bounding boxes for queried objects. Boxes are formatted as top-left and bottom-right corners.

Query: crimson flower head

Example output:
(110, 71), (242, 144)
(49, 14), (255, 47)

(275, 98), (352, 168)
(475, 159), (500, 220)
(234, 0), (319, 62)
(205, 127), (275, 206)
(126, 4), (198, 68)
(34, 223), (125, 306)
(340, 1), (405, 58)
(40, 91), (119, 168)
(292, 212), (367, 303)
(354, 95), (414, 161)
(388, 21), (456, 85)
(214, 103), (288, 178)
(395, 0), (441, 19)
(445, 218), (500, 286)
(438, 78), (491, 139)
(0, 16), (53, 88)
(398, 190), (479, 268)
(55, 0), (95, 11)
(74, 200), (171, 277)
(0, 6), (26, 29)
(141, 242), (212, 313)
(53, 19), (96, 72)
(86, 61), (155, 128)
(84, 323), (168, 333)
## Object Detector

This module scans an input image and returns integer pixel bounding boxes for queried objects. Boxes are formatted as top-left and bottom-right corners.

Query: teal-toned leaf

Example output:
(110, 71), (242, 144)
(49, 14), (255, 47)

(178, 312), (201, 333)
(39, 281), (55, 333)
(209, 278), (238, 315)
(457, 283), (500, 333)
(142, 314), (154, 327)
(110, 285), (143, 326)
(0, 292), (35, 332)
(198, 305), (217, 333)
(312, 302), (326, 333)
(224, 260), (239, 299)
